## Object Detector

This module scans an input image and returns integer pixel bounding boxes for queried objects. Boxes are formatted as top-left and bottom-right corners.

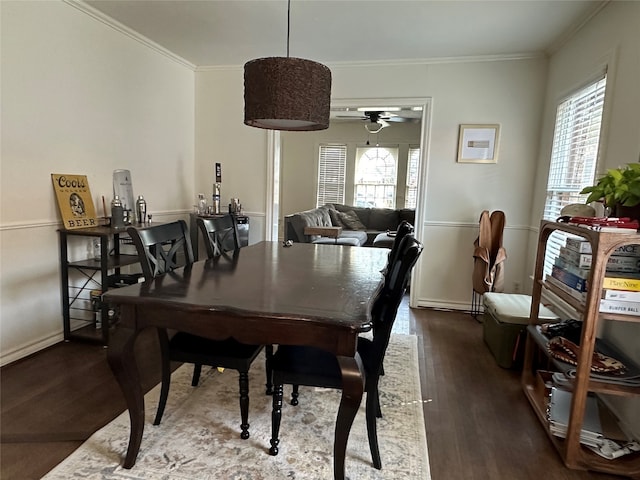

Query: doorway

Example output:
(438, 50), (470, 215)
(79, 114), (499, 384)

(266, 97), (432, 305)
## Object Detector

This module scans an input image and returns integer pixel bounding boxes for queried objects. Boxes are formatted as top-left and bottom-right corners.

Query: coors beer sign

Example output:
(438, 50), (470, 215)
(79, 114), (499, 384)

(51, 174), (98, 229)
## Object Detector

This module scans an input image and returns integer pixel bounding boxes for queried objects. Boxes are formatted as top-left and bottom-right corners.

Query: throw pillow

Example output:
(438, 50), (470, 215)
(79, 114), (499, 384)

(329, 208), (345, 228)
(338, 210), (366, 230)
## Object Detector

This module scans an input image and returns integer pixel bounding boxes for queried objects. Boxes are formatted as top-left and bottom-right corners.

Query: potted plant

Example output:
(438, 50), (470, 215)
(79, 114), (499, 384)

(580, 163), (640, 219)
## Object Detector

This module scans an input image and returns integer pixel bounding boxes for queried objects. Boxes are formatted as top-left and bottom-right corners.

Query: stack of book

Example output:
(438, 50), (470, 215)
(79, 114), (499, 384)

(548, 387), (640, 459)
(546, 236), (640, 316)
(548, 387), (606, 448)
(566, 216), (640, 233)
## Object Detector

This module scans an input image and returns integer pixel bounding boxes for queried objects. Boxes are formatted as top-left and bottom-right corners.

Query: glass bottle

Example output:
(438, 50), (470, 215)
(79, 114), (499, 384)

(197, 193), (207, 215)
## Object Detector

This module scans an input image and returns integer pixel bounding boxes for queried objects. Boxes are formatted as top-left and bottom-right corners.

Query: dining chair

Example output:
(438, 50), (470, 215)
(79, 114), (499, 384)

(267, 234), (423, 469)
(286, 219), (417, 407)
(127, 219), (264, 440)
(196, 214), (240, 257)
(196, 214), (275, 395)
(386, 220), (414, 271)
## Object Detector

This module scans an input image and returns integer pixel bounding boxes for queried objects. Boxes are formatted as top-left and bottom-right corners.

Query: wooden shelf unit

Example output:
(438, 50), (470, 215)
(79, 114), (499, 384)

(522, 220), (640, 479)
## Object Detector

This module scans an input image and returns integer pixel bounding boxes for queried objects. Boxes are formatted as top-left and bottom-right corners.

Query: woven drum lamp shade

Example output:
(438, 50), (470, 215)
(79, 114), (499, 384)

(244, 57), (331, 131)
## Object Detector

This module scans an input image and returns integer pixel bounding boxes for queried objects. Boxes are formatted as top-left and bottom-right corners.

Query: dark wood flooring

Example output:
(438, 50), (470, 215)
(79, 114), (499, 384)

(0, 307), (628, 479)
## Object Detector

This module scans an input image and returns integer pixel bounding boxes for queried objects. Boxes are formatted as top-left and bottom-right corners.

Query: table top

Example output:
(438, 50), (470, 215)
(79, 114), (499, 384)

(104, 241), (387, 335)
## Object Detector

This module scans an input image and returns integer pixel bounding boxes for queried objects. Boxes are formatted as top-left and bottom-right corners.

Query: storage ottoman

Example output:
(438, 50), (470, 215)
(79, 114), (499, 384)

(482, 293), (559, 369)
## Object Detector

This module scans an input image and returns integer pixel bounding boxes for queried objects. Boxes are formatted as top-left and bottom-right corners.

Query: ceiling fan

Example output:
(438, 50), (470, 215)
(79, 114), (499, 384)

(334, 110), (414, 133)
(362, 111), (390, 133)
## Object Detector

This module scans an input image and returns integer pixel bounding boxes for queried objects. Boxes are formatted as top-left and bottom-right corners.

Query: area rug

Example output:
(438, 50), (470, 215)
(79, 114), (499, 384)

(43, 334), (430, 480)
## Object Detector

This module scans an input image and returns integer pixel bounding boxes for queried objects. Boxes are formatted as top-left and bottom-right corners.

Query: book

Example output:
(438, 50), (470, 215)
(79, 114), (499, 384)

(51, 174), (98, 230)
(602, 276), (640, 292)
(567, 216), (640, 231)
(545, 275), (640, 312)
(599, 299), (640, 315)
(554, 256), (589, 279)
(548, 387), (638, 460)
(559, 247), (640, 272)
(548, 387), (603, 447)
(565, 237), (640, 257)
(552, 257), (640, 292)
(585, 226), (639, 234)
(603, 289), (640, 302)
(541, 288), (580, 320)
(551, 264), (588, 292)
(545, 274), (587, 302)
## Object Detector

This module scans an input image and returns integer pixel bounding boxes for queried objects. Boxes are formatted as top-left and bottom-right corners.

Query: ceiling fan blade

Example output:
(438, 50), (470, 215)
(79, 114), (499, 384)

(386, 116), (415, 123)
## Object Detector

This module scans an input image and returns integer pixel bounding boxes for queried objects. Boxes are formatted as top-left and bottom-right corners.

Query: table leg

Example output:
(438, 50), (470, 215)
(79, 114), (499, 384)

(334, 354), (365, 480)
(106, 322), (143, 469)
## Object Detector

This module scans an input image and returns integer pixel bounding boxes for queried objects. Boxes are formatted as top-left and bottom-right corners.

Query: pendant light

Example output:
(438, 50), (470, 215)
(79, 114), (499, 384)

(244, 0), (331, 131)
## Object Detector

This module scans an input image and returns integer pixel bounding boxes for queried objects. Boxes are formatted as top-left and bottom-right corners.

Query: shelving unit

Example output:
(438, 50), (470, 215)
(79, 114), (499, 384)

(58, 226), (140, 345)
(522, 220), (640, 478)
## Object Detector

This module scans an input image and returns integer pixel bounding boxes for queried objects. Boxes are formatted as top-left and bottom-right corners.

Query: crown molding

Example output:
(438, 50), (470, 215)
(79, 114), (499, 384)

(64, 0), (197, 71)
(326, 53), (545, 67)
(195, 52), (544, 72)
(545, 1), (609, 56)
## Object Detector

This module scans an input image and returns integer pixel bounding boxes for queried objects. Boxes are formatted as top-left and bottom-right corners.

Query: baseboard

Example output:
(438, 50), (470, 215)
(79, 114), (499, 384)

(0, 332), (64, 367)
(414, 298), (472, 312)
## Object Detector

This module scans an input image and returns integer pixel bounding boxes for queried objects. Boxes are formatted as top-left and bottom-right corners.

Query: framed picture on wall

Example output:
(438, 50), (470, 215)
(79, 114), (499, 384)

(457, 124), (500, 163)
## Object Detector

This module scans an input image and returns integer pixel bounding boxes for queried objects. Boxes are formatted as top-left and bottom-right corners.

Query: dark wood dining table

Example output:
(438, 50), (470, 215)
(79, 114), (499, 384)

(104, 241), (388, 480)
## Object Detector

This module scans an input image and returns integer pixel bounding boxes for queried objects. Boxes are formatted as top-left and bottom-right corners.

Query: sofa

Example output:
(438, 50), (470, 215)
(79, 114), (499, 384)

(284, 203), (415, 247)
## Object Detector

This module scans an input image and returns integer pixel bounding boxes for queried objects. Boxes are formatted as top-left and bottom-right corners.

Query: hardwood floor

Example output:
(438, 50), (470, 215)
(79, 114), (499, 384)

(413, 307), (622, 480)
(0, 307), (628, 479)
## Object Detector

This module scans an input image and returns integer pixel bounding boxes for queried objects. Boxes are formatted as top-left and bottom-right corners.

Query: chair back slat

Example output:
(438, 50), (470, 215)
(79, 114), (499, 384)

(369, 234), (423, 368)
(127, 220), (194, 280)
(385, 220), (414, 273)
(197, 215), (241, 259)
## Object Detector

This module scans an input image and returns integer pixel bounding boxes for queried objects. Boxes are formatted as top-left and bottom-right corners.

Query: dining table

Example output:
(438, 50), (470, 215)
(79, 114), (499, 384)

(104, 240), (389, 480)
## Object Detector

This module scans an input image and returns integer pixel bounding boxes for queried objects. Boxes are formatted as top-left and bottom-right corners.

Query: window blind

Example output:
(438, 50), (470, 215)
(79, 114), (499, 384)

(406, 147), (420, 209)
(543, 73), (607, 276)
(317, 144), (346, 207)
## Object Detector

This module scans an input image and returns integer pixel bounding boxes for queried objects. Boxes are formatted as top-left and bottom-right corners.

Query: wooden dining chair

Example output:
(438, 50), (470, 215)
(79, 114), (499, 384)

(196, 214), (240, 258)
(386, 220), (414, 271)
(196, 214), (274, 395)
(127, 219), (264, 440)
(267, 234), (423, 469)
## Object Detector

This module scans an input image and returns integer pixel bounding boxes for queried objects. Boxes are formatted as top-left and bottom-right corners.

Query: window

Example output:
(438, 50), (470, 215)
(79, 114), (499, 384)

(316, 144), (346, 207)
(406, 147), (420, 209)
(543, 73), (607, 275)
(354, 146), (398, 208)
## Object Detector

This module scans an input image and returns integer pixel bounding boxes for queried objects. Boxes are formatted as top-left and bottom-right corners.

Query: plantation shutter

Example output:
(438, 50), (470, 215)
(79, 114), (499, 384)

(543, 72), (607, 276)
(317, 144), (346, 207)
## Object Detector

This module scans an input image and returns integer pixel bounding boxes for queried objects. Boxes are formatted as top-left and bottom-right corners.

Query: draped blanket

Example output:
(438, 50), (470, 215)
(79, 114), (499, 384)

(472, 210), (507, 294)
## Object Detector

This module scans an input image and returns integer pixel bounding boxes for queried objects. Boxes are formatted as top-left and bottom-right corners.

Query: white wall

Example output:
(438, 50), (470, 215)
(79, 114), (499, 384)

(195, 69), (269, 244)
(196, 58), (547, 310)
(0, 1), (195, 365)
(529, 1), (640, 438)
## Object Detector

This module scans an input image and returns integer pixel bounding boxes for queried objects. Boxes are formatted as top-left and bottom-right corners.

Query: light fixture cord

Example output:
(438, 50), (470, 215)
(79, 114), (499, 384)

(286, 0), (291, 57)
